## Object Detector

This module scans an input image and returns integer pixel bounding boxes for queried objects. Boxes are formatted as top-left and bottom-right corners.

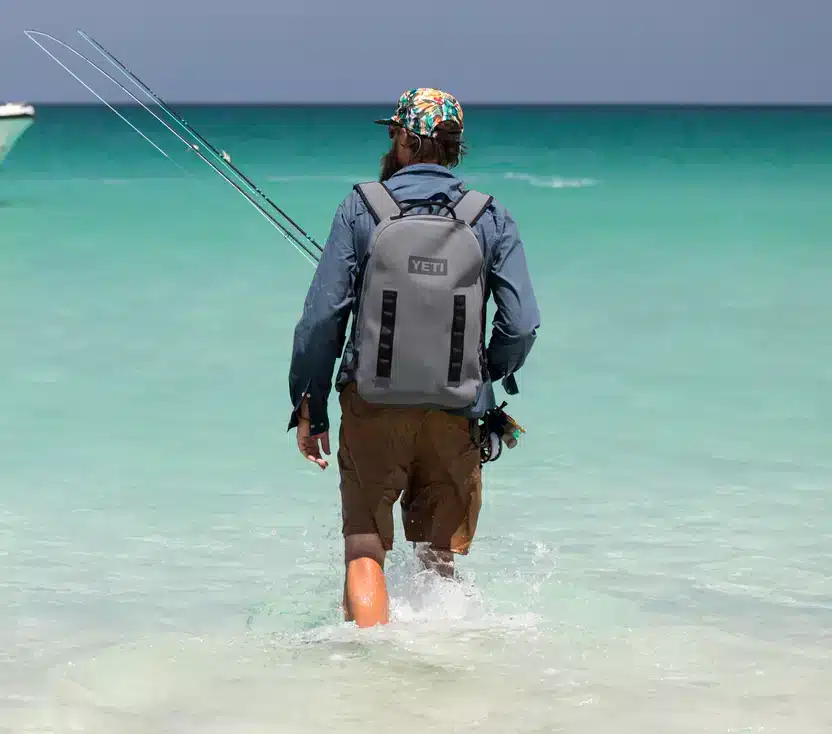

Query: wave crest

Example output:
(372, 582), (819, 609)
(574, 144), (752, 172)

(504, 172), (597, 188)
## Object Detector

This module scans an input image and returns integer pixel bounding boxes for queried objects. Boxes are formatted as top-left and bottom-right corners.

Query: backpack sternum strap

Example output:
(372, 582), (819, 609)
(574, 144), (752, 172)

(354, 182), (401, 224)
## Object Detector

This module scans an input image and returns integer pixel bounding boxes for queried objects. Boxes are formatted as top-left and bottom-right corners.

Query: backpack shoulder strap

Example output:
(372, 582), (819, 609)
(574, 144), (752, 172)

(353, 182), (402, 224)
(451, 190), (493, 227)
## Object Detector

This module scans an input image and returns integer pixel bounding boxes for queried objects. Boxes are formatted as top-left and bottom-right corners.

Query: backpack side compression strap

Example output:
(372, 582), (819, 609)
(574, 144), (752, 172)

(353, 182), (402, 224)
(451, 190), (493, 227)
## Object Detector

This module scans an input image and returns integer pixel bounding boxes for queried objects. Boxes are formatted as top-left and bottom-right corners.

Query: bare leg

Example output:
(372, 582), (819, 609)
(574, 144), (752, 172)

(415, 544), (456, 579)
(343, 533), (389, 627)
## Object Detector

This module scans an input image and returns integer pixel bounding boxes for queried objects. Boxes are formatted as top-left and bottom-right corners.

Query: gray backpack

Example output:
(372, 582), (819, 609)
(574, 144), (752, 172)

(352, 182), (493, 409)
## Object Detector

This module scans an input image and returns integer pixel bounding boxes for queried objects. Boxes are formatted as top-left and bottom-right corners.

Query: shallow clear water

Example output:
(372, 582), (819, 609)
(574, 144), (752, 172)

(1, 104), (831, 732)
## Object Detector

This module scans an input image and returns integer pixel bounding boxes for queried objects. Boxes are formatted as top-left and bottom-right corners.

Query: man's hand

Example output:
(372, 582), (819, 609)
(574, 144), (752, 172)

(296, 416), (330, 470)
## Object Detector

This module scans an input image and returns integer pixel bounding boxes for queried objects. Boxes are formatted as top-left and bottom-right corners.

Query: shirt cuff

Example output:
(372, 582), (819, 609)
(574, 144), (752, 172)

(286, 389), (330, 435)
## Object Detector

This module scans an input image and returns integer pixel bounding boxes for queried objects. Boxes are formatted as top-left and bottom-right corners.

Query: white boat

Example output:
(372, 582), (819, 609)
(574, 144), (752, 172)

(0, 102), (35, 164)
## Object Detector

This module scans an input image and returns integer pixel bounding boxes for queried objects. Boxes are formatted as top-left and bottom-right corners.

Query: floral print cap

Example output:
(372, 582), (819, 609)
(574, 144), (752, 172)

(374, 88), (464, 137)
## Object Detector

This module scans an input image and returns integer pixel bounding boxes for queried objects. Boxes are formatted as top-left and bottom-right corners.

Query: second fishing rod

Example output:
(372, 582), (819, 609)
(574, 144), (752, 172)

(24, 28), (323, 267)
(76, 29), (324, 259)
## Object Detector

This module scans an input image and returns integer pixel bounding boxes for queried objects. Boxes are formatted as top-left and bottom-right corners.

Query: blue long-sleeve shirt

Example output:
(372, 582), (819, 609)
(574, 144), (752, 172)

(288, 163), (540, 435)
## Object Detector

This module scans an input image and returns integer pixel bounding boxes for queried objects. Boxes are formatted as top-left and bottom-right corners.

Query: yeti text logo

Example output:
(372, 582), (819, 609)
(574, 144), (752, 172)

(408, 256), (448, 276)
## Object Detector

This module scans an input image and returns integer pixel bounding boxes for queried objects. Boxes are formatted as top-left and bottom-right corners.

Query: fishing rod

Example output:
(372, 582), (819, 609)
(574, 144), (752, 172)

(22, 31), (180, 170)
(76, 29), (324, 258)
(23, 30), (321, 266)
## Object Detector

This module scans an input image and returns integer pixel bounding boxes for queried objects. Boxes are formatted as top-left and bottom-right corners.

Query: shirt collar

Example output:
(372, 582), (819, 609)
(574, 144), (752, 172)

(388, 163), (456, 179)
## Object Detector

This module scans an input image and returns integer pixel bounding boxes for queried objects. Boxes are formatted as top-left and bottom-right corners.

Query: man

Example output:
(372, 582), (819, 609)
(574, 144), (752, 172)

(288, 88), (539, 628)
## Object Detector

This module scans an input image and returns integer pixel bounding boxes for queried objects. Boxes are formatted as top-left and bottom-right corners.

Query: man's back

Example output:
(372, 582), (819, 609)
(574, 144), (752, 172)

(331, 163), (540, 419)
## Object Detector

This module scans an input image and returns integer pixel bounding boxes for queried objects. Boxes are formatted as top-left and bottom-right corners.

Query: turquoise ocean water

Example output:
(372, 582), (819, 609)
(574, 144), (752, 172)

(2, 104), (831, 732)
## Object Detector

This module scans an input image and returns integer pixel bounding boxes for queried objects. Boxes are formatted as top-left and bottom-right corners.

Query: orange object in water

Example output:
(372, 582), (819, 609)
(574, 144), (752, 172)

(345, 558), (389, 628)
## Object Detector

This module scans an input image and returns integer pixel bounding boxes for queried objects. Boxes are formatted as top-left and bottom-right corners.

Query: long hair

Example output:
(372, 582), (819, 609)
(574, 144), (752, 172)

(406, 120), (467, 168)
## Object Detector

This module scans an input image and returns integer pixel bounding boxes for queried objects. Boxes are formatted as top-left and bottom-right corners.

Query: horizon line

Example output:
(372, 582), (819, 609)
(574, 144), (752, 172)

(12, 101), (832, 109)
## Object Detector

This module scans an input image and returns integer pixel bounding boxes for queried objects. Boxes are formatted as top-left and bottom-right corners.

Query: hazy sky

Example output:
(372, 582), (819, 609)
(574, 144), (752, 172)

(2, 0), (829, 104)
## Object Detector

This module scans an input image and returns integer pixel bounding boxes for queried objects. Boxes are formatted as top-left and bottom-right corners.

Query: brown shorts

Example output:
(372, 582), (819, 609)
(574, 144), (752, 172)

(337, 382), (482, 555)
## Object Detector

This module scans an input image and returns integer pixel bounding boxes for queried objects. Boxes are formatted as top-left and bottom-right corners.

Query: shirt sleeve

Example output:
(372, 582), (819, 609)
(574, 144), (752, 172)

(287, 197), (357, 434)
(485, 206), (540, 393)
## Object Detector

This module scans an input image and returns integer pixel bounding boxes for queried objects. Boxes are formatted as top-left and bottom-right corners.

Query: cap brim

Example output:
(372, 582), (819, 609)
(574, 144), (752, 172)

(373, 118), (395, 126)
